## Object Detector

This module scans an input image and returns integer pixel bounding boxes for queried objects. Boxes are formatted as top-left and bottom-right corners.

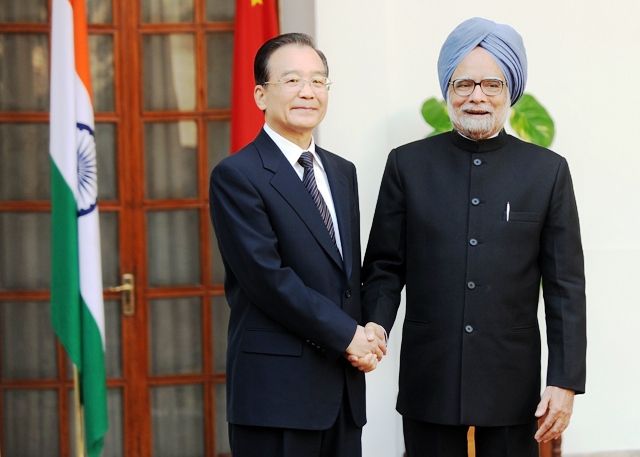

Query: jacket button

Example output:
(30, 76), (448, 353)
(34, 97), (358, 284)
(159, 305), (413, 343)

(467, 281), (476, 289)
(473, 158), (482, 166)
(469, 238), (478, 246)
(344, 289), (352, 298)
(471, 198), (480, 206)
(465, 325), (474, 333)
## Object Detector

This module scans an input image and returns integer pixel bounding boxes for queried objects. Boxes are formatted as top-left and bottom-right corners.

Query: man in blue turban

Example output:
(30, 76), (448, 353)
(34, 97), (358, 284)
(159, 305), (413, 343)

(360, 17), (586, 456)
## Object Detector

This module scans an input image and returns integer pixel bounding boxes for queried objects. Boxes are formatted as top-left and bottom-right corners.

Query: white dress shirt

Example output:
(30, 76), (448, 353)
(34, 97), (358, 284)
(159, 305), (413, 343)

(263, 124), (343, 257)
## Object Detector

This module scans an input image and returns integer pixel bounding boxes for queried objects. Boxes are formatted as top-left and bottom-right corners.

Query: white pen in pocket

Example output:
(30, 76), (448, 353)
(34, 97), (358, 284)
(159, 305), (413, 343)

(506, 202), (510, 221)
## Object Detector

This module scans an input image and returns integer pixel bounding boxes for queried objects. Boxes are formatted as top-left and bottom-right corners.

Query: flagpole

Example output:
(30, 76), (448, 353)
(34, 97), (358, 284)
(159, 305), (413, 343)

(74, 365), (86, 457)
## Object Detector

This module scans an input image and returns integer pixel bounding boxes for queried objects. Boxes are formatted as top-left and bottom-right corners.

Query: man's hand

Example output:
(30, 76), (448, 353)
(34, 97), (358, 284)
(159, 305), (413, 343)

(534, 386), (575, 443)
(344, 352), (379, 373)
(363, 321), (388, 355)
(344, 323), (387, 372)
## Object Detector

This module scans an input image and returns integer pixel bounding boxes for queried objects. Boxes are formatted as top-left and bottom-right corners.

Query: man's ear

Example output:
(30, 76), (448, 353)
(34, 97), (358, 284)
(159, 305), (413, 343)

(254, 85), (267, 111)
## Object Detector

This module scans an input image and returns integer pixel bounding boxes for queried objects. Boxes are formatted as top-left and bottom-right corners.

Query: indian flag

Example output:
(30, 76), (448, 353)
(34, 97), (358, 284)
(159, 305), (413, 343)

(49, 0), (108, 456)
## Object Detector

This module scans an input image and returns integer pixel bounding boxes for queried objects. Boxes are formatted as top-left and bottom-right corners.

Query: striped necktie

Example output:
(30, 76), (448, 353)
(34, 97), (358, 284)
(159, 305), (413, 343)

(298, 151), (337, 246)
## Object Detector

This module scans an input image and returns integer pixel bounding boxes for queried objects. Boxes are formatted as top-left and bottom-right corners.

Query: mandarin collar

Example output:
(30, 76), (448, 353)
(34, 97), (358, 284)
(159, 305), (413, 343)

(449, 129), (509, 153)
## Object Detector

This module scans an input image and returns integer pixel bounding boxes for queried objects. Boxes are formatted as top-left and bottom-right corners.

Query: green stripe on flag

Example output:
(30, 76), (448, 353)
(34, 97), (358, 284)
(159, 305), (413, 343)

(51, 158), (82, 369)
(81, 298), (108, 457)
(51, 158), (108, 457)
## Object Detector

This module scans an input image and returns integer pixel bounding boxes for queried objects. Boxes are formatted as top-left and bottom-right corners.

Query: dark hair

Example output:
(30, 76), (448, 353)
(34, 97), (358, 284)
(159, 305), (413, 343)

(254, 32), (329, 85)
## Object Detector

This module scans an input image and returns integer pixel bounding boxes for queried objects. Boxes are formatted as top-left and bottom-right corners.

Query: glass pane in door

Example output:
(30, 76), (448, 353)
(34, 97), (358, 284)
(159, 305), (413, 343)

(147, 210), (201, 286)
(207, 121), (230, 166)
(208, 121), (230, 283)
(142, 0), (194, 23)
(104, 388), (125, 457)
(145, 121), (198, 199)
(0, 0), (47, 22)
(1, 301), (57, 379)
(0, 213), (51, 290)
(3, 389), (60, 457)
(143, 34), (196, 111)
(105, 300), (123, 378)
(214, 383), (230, 456)
(0, 34), (49, 111)
(149, 297), (203, 375)
(0, 123), (50, 201)
(89, 34), (115, 112)
(209, 226), (225, 284)
(206, 33), (233, 109)
(100, 211), (120, 287)
(151, 384), (205, 457)
(211, 295), (229, 373)
(87, 0), (113, 24)
(206, 0), (234, 21)
(95, 123), (118, 201)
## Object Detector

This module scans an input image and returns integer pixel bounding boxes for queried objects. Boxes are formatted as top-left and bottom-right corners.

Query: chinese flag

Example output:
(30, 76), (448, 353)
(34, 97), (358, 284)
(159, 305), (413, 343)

(231, 0), (279, 153)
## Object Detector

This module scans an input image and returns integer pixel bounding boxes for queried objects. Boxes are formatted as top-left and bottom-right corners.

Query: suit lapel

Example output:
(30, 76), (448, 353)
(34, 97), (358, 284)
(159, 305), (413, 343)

(255, 131), (344, 270)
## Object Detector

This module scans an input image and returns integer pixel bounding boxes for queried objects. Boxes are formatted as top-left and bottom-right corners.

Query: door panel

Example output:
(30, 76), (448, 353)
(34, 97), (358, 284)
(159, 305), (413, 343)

(0, 34), (49, 111)
(142, 34), (197, 111)
(1, 301), (57, 379)
(149, 297), (203, 375)
(5, 389), (60, 456)
(206, 33), (234, 109)
(146, 210), (202, 286)
(151, 384), (205, 456)
(144, 121), (199, 200)
(0, 124), (51, 200)
(0, 213), (52, 289)
(0, 0), (235, 454)
(89, 34), (115, 112)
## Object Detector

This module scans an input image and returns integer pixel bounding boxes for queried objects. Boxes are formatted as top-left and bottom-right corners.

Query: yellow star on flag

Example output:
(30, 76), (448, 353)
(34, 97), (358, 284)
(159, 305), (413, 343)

(251, 0), (263, 5)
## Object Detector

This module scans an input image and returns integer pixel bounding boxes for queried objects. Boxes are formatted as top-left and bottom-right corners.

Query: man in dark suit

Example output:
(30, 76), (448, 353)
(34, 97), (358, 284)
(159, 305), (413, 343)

(209, 33), (386, 457)
(361, 18), (586, 456)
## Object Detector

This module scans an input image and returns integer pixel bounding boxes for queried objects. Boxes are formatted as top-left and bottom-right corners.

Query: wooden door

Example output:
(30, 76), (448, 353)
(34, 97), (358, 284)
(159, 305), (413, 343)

(0, 0), (237, 455)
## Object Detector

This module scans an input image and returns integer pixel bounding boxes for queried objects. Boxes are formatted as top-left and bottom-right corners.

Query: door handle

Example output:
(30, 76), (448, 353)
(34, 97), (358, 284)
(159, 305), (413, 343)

(108, 273), (135, 316)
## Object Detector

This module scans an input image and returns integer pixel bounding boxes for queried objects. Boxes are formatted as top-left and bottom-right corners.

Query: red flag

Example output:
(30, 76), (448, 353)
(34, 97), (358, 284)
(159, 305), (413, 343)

(231, 0), (279, 153)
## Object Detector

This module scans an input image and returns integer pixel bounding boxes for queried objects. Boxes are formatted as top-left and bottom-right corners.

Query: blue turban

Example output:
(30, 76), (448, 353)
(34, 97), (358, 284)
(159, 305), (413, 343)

(437, 17), (527, 106)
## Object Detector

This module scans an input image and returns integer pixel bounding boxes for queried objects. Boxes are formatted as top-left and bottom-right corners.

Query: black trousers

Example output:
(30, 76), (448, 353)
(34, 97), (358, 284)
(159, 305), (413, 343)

(228, 389), (362, 457)
(403, 418), (539, 457)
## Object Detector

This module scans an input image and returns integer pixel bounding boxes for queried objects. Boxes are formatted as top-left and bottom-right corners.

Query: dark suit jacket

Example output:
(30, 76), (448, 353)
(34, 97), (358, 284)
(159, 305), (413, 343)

(362, 130), (586, 426)
(209, 128), (366, 430)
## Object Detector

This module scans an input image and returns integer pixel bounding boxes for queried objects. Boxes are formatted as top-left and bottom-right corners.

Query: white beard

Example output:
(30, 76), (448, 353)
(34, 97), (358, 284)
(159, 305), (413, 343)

(447, 93), (510, 140)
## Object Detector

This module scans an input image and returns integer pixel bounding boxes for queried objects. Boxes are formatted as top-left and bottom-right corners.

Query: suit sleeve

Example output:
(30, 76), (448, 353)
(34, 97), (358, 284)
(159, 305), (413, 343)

(540, 157), (587, 394)
(361, 149), (407, 334)
(209, 160), (357, 360)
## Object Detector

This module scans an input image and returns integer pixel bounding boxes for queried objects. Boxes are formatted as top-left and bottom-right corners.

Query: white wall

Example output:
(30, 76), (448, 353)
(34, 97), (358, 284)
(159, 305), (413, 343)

(284, 1), (640, 455)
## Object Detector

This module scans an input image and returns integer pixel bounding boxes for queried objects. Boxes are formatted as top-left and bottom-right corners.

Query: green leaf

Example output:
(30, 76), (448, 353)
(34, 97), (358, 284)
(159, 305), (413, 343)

(510, 93), (555, 148)
(421, 97), (452, 134)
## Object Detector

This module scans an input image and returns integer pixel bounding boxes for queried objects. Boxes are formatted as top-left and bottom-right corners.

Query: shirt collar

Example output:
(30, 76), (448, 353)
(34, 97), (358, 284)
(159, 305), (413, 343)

(450, 129), (509, 153)
(263, 124), (325, 171)
(455, 129), (501, 141)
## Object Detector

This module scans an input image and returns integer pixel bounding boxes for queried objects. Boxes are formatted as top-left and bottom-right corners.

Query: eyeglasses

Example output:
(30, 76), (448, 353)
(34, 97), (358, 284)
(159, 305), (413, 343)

(449, 78), (506, 96)
(263, 76), (332, 91)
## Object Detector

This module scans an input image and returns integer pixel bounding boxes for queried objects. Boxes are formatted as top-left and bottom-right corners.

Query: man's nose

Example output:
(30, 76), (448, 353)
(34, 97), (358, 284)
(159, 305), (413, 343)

(297, 80), (315, 97)
(468, 84), (487, 101)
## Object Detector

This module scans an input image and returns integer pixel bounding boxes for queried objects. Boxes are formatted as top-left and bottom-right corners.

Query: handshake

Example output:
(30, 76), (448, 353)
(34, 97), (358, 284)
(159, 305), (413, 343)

(344, 322), (387, 373)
